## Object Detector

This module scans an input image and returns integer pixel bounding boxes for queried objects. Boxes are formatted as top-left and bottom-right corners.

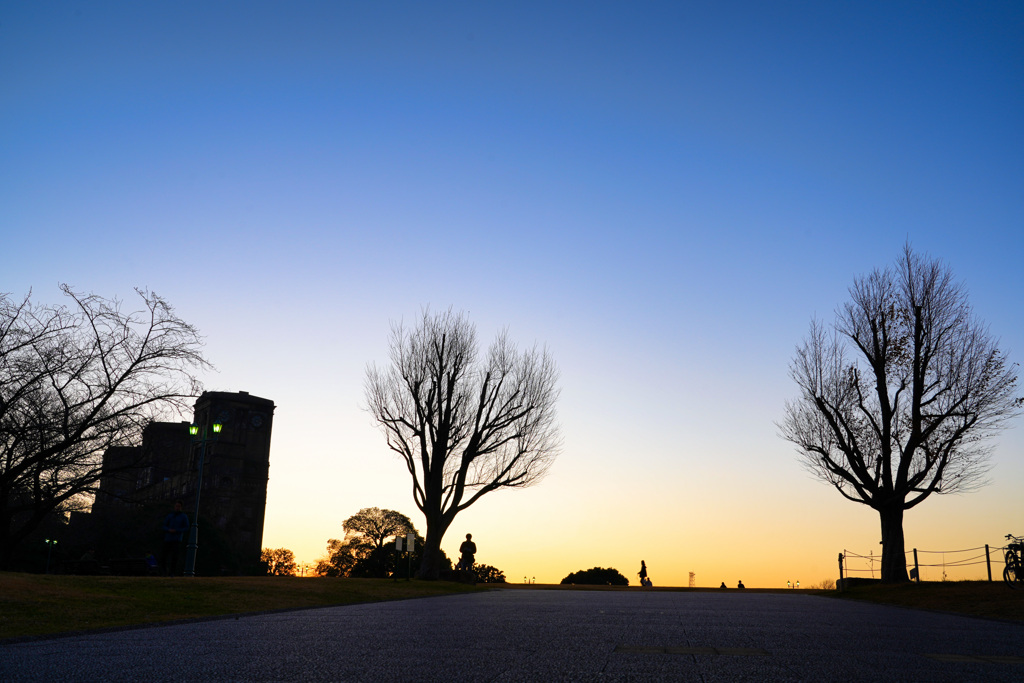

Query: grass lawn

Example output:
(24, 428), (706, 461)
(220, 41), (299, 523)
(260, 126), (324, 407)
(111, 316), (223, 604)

(827, 580), (1024, 622)
(2, 574), (1020, 642)
(0, 573), (483, 641)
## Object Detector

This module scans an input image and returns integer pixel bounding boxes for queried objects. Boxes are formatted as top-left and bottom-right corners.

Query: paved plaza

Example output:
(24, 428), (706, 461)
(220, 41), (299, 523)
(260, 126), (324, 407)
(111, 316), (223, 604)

(2, 589), (1022, 681)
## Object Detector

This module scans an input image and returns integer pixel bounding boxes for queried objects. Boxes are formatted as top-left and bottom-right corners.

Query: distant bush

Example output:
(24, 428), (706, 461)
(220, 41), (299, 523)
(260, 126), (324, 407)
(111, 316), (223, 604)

(560, 567), (629, 586)
(811, 578), (836, 590)
(475, 564), (507, 583)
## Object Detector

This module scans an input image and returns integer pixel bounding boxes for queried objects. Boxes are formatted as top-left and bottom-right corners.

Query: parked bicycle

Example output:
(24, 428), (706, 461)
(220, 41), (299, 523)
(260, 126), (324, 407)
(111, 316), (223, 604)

(1004, 534), (1022, 588)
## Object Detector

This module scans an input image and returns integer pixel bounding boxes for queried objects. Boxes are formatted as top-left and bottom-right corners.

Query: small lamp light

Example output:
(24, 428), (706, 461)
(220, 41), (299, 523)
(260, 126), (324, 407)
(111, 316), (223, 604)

(189, 424), (199, 436)
(212, 422), (223, 434)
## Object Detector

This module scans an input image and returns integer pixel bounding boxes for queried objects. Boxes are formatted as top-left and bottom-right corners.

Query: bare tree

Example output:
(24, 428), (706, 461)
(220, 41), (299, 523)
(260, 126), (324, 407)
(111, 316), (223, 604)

(781, 246), (1021, 582)
(0, 285), (210, 568)
(365, 310), (561, 579)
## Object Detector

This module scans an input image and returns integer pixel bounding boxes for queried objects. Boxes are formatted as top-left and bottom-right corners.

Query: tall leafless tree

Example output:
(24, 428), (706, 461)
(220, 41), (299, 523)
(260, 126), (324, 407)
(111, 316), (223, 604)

(781, 246), (1021, 582)
(365, 310), (561, 579)
(0, 285), (210, 568)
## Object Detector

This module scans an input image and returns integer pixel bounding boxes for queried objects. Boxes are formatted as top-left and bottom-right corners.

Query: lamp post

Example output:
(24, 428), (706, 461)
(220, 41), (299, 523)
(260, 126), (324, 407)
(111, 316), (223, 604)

(183, 421), (222, 577)
(44, 539), (57, 574)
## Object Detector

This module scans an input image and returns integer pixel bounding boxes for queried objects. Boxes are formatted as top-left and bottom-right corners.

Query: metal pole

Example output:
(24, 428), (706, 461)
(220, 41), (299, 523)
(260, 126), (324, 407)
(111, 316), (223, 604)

(986, 544), (992, 582)
(184, 440), (207, 577)
(838, 552), (845, 592)
(913, 548), (920, 582)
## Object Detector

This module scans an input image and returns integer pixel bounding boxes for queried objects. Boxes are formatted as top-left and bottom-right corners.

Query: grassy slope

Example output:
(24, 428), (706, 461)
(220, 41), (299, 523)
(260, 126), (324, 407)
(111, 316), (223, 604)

(828, 580), (1024, 622)
(0, 573), (481, 640)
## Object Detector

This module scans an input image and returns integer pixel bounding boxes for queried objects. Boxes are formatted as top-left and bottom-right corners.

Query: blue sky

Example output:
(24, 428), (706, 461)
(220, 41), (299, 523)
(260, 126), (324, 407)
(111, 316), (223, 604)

(3, 1), (1022, 585)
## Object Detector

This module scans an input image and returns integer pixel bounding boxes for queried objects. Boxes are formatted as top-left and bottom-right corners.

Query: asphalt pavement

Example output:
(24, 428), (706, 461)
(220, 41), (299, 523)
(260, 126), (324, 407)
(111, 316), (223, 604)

(2, 589), (1022, 681)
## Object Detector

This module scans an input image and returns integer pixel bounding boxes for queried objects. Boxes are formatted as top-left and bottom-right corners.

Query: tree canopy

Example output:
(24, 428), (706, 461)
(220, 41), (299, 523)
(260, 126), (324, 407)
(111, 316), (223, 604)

(315, 507), (423, 578)
(560, 567), (629, 586)
(365, 309), (561, 578)
(261, 547), (296, 576)
(474, 563), (506, 584)
(781, 245), (1021, 582)
(0, 286), (209, 569)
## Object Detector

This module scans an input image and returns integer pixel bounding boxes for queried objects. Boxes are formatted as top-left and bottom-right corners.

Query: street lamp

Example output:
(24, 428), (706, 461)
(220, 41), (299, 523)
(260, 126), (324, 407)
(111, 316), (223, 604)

(45, 539), (57, 574)
(183, 421), (222, 577)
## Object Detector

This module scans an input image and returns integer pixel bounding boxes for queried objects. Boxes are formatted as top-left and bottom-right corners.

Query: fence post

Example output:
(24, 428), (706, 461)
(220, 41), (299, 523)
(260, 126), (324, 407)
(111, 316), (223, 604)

(913, 549), (920, 582)
(986, 544), (992, 582)
(838, 552), (845, 592)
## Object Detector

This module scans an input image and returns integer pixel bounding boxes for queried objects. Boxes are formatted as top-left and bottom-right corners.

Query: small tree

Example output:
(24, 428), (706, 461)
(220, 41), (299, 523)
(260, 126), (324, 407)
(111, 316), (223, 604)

(0, 286), (209, 569)
(560, 567), (629, 586)
(366, 310), (561, 579)
(315, 508), (421, 578)
(261, 547), (296, 576)
(474, 563), (506, 584)
(316, 538), (359, 577)
(781, 245), (1021, 582)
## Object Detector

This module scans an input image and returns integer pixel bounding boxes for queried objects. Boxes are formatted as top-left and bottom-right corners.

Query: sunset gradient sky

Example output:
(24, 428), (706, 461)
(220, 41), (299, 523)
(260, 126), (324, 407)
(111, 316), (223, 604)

(3, 2), (1022, 586)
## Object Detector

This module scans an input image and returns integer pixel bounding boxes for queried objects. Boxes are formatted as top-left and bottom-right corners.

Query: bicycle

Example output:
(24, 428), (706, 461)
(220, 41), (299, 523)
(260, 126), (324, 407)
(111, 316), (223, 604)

(1004, 534), (1023, 588)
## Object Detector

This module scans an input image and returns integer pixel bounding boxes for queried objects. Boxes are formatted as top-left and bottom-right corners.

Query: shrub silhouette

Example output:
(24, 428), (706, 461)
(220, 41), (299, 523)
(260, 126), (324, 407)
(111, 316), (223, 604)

(560, 567), (628, 586)
(475, 564), (507, 583)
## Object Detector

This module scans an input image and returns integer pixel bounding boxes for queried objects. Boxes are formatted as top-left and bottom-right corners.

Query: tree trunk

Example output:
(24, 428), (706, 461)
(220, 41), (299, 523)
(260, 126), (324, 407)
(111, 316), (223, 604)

(416, 517), (449, 580)
(878, 503), (910, 583)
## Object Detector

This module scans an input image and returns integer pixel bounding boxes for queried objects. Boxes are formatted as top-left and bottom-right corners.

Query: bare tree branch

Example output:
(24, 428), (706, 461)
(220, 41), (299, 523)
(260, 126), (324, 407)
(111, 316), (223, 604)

(0, 286), (211, 568)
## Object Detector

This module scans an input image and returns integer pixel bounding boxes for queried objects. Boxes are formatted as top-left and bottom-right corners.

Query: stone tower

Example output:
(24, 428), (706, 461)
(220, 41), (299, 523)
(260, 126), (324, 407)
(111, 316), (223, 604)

(89, 390), (275, 574)
(188, 391), (276, 571)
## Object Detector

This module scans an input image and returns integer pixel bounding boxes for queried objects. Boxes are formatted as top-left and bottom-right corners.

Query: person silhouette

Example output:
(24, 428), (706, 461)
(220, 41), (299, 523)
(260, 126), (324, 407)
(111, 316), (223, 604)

(737, 580), (745, 589)
(457, 533), (476, 571)
(161, 500), (189, 576)
(638, 560), (648, 586)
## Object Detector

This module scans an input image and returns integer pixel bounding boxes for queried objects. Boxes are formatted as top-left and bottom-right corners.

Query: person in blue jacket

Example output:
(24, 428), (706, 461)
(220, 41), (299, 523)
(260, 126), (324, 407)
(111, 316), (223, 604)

(161, 500), (189, 576)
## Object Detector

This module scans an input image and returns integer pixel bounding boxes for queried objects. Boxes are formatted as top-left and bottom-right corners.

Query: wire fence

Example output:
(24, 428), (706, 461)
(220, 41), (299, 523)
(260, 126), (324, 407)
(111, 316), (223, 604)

(840, 541), (1015, 582)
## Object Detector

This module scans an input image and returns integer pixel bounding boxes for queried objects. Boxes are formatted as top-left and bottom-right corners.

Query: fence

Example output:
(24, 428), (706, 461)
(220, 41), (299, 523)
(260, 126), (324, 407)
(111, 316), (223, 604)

(839, 541), (1013, 583)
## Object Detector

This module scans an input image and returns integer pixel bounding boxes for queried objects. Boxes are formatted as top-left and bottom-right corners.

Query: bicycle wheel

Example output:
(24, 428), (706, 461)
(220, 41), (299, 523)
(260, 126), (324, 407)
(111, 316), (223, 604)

(1004, 562), (1021, 588)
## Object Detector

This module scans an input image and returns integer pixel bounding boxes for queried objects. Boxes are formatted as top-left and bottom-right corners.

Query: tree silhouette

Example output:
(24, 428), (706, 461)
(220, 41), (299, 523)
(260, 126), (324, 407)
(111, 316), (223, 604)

(366, 310), (561, 579)
(474, 563), (506, 583)
(261, 547), (296, 576)
(560, 567), (628, 586)
(315, 508), (422, 578)
(781, 245), (1021, 582)
(0, 286), (209, 569)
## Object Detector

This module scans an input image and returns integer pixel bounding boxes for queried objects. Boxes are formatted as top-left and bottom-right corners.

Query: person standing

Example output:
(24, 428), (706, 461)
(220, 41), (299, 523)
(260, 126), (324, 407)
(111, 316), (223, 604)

(161, 500), (189, 576)
(638, 560), (648, 586)
(457, 533), (476, 570)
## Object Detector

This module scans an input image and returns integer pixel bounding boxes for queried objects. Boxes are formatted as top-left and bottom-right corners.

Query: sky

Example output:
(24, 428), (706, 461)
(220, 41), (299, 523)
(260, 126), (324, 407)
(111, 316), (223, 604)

(3, 1), (1022, 587)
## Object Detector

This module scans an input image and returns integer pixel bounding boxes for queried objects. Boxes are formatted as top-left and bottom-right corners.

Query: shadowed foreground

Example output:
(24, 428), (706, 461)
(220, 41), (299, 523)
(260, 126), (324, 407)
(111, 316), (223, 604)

(2, 589), (1022, 681)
